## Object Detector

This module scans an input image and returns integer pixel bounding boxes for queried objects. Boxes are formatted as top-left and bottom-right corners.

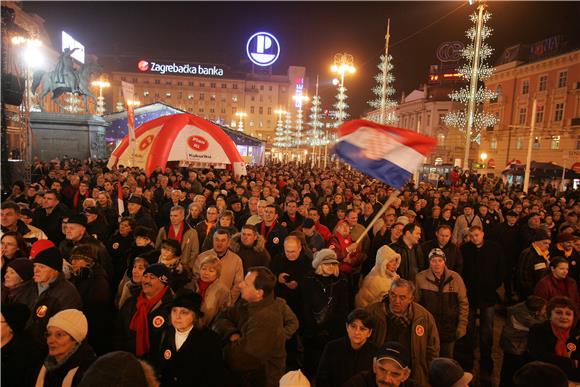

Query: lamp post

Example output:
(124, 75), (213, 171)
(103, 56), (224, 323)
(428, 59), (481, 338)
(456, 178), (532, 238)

(331, 53), (356, 128)
(91, 80), (110, 115)
(480, 152), (488, 168)
(235, 111), (247, 132)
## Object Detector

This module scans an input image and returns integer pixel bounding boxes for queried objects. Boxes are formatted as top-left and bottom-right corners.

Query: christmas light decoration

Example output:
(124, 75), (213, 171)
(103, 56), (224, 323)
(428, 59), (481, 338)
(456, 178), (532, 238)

(307, 78), (324, 146)
(283, 111), (293, 148)
(273, 109), (287, 148)
(444, 2), (498, 168)
(64, 93), (82, 113)
(368, 19), (398, 125)
(331, 53), (356, 128)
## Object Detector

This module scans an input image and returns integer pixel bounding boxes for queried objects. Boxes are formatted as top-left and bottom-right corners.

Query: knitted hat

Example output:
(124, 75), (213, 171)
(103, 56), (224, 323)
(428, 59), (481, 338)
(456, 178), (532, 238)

(279, 369), (310, 387)
(30, 239), (55, 259)
(532, 229), (551, 243)
(47, 309), (88, 343)
(34, 247), (63, 272)
(312, 248), (339, 269)
(429, 358), (473, 387)
(143, 263), (171, 284)
(1, 302), (30, 333)
(428, 248), (446, 261)
(7, 258), (34, 281)
(79, 351), (148, 387)
(67, 214), (87, 228)
(171, 289), (204, 318)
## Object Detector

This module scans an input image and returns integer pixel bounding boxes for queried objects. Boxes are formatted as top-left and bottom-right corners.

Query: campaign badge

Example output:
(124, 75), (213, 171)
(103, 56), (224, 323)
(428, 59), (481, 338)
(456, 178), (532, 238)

(568, 343), (577, 352)
(112, 242), (119, 250)
(36, 305), (48, 318)
(164, 349), (172, 359)
(415, 324), (425, 337)
(152, 315), (165, 328)
(273, 237), (279, 244)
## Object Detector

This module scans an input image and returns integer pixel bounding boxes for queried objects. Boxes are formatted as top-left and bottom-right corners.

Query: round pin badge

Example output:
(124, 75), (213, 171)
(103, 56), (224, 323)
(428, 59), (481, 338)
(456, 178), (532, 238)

(568, 343), (577, 352)
(152, 315), (165, 328)
(415, 324), (425, 337)
(36, 305), (48, 318)
(164, 349), (172, 359)
(273, 237), (279, 244)
(112, 242), (119, 250)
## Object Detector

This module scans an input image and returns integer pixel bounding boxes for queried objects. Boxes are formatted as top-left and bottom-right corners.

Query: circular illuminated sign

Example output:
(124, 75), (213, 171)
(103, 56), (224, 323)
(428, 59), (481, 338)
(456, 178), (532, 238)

(246, 32), (280, 67)
(137, 60), (149, 71)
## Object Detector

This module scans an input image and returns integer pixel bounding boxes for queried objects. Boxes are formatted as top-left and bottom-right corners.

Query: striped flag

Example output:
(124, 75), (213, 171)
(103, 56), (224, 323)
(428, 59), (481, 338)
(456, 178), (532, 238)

(333, 119), (437, 189)
(117, 182), (125, 219)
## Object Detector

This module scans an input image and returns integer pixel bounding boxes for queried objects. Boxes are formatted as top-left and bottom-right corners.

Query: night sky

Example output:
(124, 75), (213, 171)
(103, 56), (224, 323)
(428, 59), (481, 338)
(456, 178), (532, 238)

(23, 1), (580, 117)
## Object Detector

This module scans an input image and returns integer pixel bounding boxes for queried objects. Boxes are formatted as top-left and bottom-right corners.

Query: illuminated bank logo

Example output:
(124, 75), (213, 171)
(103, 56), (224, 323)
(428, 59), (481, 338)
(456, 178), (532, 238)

(246, 32), (280, 67)
(137, 60), (149, 71)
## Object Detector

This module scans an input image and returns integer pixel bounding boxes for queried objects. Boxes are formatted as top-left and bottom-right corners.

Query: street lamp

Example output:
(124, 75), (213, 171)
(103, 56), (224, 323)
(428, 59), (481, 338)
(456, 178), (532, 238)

(235, 111), (247, 132)
(91, 80), (111, 115)
(480, 152), (488, 168)
(292, 94), (309, 147)
(330, 53), (356, 128)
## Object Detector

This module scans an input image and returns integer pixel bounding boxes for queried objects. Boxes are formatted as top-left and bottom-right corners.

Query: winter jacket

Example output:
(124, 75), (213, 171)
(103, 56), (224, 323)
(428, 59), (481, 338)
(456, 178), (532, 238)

(271, 252), (312, 321)
(59, 233), (114, 285)
(355, 246), (401, 308)
(0, 219), (47, 248)
(193, 249), (244, 304)
(1, 333), (44, 387)
(452, 214), (482, 245)
(527, 321), (580, 381)
(106, 231), (135, 286)
(366, 300), (440, 387)
(32, 204), (70, 245)
(279, 212), (304, 232)
(34, 342), (96, 387)
(460, 240), (504, 307)
(155, 224), (200, 270)
(415, 268), (469, 342)
(316, 336), (378, 387)
(420, 239), (464, 274)
(516, 245), (550, 300)
(534, 275), (580, 308)
(1, 280), (37, 316)
(229, 232), (271, 273)
(156, 326), (228, 387)
(212, 294), (299, 387)
(390, 239), (426, 282)
(257, 221), (287, 258)
(499, 301), (545, 355)
(191, 277), (230, 327)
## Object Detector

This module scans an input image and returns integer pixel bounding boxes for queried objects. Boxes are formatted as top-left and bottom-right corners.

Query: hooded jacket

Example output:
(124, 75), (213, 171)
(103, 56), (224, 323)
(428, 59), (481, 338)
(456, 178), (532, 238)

(355, 245), (401, 308)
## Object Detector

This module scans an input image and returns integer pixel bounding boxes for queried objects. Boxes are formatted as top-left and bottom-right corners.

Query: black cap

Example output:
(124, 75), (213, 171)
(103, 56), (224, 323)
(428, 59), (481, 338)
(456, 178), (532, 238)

(506, 210), (518, 217)
(83, 206), (98, 215)
(532, 229), (551, 242)
(302, 218), (315, 229)
(143, 263), (171, 284)
(171, 289), (204, 317)
(127, 195), (143, 205)
(67, 214), (87, 228)
(34, 247), (63, 272)
(375, 341), (410, 369)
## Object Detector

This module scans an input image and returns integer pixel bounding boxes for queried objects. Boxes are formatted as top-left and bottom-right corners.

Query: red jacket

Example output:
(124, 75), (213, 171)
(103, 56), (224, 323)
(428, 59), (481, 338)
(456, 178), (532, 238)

(315, 222), (332, 243)
(534, 275), (579, 308)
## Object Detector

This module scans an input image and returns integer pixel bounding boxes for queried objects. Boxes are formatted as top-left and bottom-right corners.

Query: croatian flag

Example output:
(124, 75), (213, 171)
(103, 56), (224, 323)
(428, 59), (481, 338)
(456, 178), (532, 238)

(116, 182), (125, 219)
(334, 120), (437, 189)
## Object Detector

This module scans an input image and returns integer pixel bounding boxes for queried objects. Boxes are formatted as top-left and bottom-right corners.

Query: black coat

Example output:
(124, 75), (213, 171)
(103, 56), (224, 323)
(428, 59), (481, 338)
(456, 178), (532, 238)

(34, 342), (96, 387)
(390, 239), (426, 282)
(70, 265), (114, 355)
(460, 240), (504, 307)
(59, 234), (114, 285)
(257, 221), (288, 258)
(1, 333), (44, 387)
(527, 321), (580, 381)
(516, 246), (550, 300)
(271, 252), (312, 321)
(32, 204), (70, 245)
(106, 231), (135, 286)
(156, 326), (229, 387)
(316, 336), (377, 387)
(421, 239), (464, 275)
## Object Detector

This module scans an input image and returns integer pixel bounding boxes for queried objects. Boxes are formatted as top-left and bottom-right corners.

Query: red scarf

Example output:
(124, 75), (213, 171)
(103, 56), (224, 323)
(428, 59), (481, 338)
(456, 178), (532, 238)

(197, 279), (213, 299)
(551, 322), (571, 357)
(260, 221), (277, 239)
(205, 221), (214, 236)
(168, 222), (185, 243)
(129, 287), (168, 356)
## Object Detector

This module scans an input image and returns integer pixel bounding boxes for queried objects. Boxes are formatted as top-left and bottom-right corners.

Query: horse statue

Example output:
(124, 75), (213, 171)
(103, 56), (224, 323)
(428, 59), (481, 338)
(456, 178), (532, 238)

(32, 61), (103, 113)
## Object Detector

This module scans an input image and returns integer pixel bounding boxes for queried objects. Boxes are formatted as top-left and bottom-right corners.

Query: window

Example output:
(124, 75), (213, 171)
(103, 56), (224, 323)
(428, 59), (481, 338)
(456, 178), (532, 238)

(155, 92), (160, 98)
(199, 82), (205, 88)
(155, 79), (160, 85)
(249, 120), (254, 127)
(199, 93), (205, 101)
(210, 83), (216, 88)
(539, 75), (548, 91)
(188, 81), (194, 86)
(165, 92), (171, 97)
(557, 71), (567, 88)
(177, 92), (182, 100)
(132, 78), (138, 83)
(199, 107), (204, 113)
(165, 81), (172, 85)
(436, 133), (445, 146)
(259, 121), (263, 127)
(490, 137), (498, 150)
(232, 95), (238, 103)
(577, 135), (580, 150)
(554, 103), (564, 122)
(259, 107), (263, 114)
(438, 113), (446, 125)
(522, 80), (529, 95)
(551, 136), (560, 150)
(210, 108), (215, 113)
(233, 84), (238, 89)
(251, 96), (255, 102)
(533, 137), (540, 149)
(518, 107), (527, 125)
(210, 94), (216, 101)
(251, 84), (256, 89)
(177, 81), (183, 86)
(221, 83), (227, 89)
(250, 106), (255, 114)
(491, 85), (501, 103)
(143, 79), (149, 84)
(143, 91), (150, 97)
(188, 95), (193, 100)
(535, 105), (544, 123)
(260, 85), (264, 90)
(267, 107), (272, 115)
(516, 137), (524, 150)
(121, 76), (126, 81)
(221, 108), (226, 114)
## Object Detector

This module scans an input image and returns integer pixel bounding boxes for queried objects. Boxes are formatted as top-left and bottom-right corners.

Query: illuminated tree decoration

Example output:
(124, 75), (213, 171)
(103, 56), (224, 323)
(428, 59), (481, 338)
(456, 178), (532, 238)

(294, 104), (304, 146)
(333, 84), (349, 127)
(444, 8), (498, 144)
(283, 111), (293, 147)
(273, 112), (286, 148)
(368, 53), (398, 125)
(307, 95), (324, 146)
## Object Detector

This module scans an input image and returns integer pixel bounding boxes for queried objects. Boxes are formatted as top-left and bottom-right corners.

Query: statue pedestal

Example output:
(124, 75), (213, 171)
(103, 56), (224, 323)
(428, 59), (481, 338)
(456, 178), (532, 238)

(30, 112), (109, 160)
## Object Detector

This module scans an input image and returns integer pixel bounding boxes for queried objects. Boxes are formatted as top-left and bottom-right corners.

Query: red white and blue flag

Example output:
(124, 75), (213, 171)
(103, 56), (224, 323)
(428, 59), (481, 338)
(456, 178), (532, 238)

(333, 120), (437, 189)
(116, 182), (125, 219)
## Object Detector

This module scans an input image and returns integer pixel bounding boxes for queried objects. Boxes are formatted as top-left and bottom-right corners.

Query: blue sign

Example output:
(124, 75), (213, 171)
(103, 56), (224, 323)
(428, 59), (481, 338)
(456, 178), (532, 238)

(246, 32), (280, 67)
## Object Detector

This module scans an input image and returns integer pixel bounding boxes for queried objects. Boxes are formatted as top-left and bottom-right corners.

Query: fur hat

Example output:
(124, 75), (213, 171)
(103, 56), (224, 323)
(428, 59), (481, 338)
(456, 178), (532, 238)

(143, 263), (171, 284)
(171, 289), (204, 318)
(312, 248), (339, 269)
(34, 247), (63, 272)
(47, 309), (88, 343)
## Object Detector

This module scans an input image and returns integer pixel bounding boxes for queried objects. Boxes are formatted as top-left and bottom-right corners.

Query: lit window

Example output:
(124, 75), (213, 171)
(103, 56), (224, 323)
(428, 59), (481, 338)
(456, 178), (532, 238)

(232, 96), (238, 103)
(490, 137), (498, 150)
(436, 133), (445, 146)
(166, 92), (171, 97)
(536, 105), (544, 123)
(188, 95), (193, 100)
(516, 137), (523, 150)
(554, 103), (564, 122)
(143, 91), (150, 97)
(551, 136), (560, 150)
(518, 107), (527, 125)
(538, 75), (548, 91)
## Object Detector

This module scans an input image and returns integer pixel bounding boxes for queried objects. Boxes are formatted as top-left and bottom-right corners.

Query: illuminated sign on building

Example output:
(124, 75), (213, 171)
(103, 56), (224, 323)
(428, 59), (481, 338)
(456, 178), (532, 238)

(246, 32), (280, 67)
(61, 31), (85, 64)
(294, 77), (304, 108)
(137, 60), (225, 77)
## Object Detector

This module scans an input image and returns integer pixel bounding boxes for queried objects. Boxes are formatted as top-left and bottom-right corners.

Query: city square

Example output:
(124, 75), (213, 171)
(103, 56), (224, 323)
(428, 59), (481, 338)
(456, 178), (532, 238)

(1, 1), (579, 386)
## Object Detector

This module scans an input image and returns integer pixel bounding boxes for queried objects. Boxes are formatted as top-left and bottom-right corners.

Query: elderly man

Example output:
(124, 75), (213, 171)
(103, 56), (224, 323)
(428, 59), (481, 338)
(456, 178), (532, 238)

(194, 205), (219, 249)
(452, 204), (482, 246)
(1, 201), (47, 246)
(32, 189), (70, 245)
(257, 204), (287, 258)
(155, 205), (199, 270)
(117, 263), (174, 357)
(343, 341), (414, 387)
(194, 229), (244, 304)
(29, 247), (82, 350)
(127, 195), (157, 235)
(212, 266), (299, 387)
(366, 278), (439, 386)
(229, 224), (271, 273)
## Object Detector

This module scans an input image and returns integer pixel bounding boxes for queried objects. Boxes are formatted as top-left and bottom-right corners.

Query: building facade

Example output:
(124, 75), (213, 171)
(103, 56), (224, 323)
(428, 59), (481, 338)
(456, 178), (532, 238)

(108, 64), (308, 144)
(482, 39), (580, 172)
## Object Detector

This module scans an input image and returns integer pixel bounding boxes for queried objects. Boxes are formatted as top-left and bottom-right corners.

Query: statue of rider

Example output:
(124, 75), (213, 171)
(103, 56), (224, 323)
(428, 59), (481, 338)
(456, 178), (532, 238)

(55, 47), (80, 93)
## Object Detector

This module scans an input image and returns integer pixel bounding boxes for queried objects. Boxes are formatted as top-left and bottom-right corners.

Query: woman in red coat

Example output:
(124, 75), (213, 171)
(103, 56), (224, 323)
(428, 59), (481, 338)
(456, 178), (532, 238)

(534, 256), (579, 308)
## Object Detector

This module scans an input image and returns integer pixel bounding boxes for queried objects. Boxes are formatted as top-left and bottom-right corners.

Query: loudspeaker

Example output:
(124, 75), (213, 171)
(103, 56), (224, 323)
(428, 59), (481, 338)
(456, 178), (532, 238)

(1, 74), (25, 106)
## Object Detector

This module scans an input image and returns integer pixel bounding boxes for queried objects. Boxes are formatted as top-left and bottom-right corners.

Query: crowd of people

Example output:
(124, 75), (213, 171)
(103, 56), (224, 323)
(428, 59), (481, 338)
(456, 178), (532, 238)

(1, 156), (579, 387)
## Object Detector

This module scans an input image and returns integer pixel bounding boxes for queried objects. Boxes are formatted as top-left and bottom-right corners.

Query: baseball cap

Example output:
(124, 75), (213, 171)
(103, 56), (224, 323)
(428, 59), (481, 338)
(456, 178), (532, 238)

(428, 248), (446, 261)
(375, 342), (410, 369)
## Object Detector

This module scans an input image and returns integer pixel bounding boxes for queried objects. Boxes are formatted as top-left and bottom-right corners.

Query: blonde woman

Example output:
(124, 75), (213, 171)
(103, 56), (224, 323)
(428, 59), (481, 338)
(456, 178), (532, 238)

(355, 245), (401, 308)
(194, 255), (230, 326)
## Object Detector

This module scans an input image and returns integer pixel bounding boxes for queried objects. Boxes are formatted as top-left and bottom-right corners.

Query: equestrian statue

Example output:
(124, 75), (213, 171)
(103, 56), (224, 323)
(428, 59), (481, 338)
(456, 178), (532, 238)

(32, 48), (103, 113)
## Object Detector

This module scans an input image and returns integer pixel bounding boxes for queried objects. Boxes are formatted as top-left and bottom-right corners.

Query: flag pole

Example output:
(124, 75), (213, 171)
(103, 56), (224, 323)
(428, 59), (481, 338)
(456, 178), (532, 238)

(354, 189), (400, 245)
